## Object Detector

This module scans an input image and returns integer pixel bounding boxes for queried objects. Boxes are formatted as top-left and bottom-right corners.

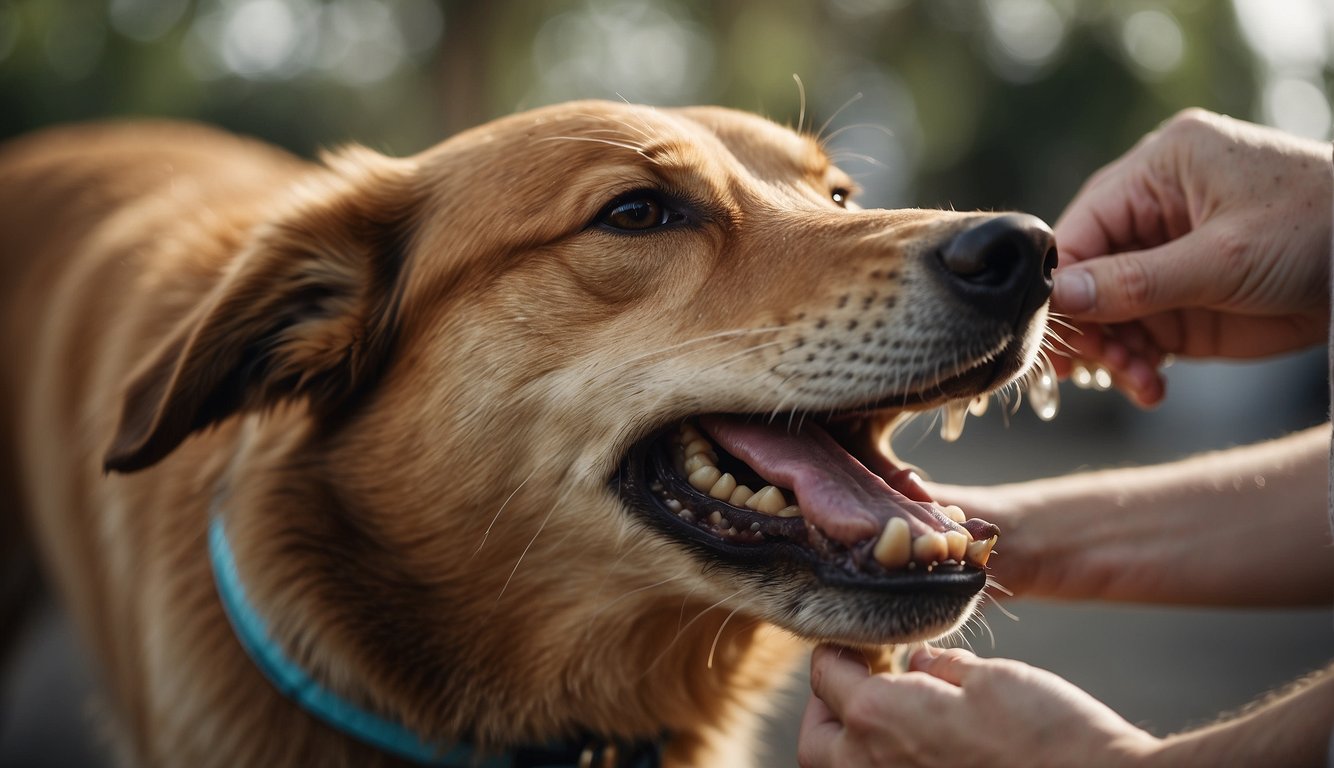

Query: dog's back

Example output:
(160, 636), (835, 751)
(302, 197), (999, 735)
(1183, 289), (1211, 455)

(0, 123), (308, 748)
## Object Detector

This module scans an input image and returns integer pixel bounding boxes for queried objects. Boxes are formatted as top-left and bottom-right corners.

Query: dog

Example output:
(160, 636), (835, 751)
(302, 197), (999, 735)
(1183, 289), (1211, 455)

(0, 101), (1054, 767)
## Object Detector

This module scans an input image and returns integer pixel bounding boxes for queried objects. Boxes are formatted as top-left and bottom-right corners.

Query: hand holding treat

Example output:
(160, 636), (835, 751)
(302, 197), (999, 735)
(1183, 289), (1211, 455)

(1049, 108), (1332, 406)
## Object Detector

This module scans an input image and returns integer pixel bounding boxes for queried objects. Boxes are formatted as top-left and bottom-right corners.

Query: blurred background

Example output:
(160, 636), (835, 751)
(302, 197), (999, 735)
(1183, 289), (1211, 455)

(1, 0), (1331, 765)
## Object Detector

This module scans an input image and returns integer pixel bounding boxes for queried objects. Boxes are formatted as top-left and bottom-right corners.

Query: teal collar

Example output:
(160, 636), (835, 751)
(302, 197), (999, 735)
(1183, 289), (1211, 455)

(208, 516), (663, 768)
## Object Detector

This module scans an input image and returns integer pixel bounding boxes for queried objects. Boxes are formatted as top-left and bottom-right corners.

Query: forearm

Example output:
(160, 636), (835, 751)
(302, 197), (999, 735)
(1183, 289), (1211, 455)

(987, 424), (1333, 605)
(1142, 662), (1334, 767)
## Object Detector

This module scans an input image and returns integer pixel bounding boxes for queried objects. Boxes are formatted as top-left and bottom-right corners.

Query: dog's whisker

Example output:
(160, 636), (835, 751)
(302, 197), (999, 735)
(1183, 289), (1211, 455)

(643, 589), (744, 677)
(814, 92), (865, 143)
(826, 150), (887, 170)
(706, 607), (750, 669)
(582, 574), (689, 639)
(535, 135), (650, 158)
(496, 477), (580, 601)
(821, 121), (896, 146)
(474, 468), (538, 556)
(792, 73), (808, 136)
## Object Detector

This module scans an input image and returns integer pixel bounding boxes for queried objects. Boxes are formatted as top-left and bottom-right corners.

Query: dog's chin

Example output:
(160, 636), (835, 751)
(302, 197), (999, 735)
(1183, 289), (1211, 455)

(612, 332), (1038, 646)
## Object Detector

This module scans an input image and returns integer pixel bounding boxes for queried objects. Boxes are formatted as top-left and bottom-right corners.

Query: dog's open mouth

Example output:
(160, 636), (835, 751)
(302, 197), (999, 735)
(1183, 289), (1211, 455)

(616, 411), (1000, 593)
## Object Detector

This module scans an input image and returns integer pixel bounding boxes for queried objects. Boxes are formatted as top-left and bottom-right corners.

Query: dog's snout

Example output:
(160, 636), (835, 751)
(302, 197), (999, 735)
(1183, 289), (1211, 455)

(935, 213), (1056, 323)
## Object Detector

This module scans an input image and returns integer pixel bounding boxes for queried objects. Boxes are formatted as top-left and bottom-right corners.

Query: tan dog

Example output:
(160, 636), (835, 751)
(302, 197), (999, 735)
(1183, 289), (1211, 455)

(0, 101), (1054, 767)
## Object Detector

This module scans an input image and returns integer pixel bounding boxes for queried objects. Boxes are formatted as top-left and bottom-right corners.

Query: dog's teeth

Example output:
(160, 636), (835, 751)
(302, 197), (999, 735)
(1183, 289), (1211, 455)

(684, 453), (715, 474)
(873, 518), (911, 568)
(776, 504), (801, 518)
(728, 485), (754, 507)
(944, 531), (968, 562)
(966, 535), (998, 567)
(912, 531), (949, 564)
(688, 466), (722, 492)
(708, 510), (723, 526)
(684, 439), (716, 459)
(678, 424), (703, 444)
(708, 472), (737, 500)
(745, 486), (786, 515)
(941, 504), (966, 524)
(665, 498), (683, 512)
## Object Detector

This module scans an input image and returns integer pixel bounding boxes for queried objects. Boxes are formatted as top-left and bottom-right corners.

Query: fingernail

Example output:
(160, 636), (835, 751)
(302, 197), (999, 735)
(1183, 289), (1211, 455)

(1053, 269), (1095, 314)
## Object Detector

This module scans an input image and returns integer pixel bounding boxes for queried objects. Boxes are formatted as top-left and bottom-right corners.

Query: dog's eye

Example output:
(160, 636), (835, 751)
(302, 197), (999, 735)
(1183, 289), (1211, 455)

(831, 187), (851, 208)
(598, 193), (683, 232)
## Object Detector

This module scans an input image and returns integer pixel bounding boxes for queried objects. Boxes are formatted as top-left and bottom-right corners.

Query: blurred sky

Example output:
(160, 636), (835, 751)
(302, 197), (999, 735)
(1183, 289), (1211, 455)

(1, 1), (1332, 766)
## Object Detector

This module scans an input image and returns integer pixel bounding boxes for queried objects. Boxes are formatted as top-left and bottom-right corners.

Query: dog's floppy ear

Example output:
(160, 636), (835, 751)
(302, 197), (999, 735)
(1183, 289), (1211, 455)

(103, 147), (419, 473)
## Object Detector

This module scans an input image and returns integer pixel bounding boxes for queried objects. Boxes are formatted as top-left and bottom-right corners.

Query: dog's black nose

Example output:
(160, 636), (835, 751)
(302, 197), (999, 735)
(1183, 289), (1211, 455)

(935, 213), (1057, 324)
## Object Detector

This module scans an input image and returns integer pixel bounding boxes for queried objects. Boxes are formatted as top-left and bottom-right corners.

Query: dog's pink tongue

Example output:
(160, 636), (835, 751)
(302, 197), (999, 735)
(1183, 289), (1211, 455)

(699, 415), (946, 546)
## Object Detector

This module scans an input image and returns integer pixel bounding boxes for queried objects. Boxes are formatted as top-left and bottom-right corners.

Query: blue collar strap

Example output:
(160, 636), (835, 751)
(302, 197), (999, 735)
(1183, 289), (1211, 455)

(208, 516), (663, 768)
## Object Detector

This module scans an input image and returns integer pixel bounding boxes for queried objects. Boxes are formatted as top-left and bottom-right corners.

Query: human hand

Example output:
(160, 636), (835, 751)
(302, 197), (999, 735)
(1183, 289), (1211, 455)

(1050, 108), (1332, 406)
(799, 645), (1158, 768)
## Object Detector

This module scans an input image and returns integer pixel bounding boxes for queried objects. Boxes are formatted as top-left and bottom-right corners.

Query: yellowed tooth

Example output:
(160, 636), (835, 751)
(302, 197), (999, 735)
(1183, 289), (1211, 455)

(707, 510), (723, 526)
(683, 454), (714, 474)
(873, 518), (911, 569)
(708, 473), (737, 500)
(776, 505), (802, 518)
(688, 466), (722, 492)
(728, 485), (754, 507)
(912, 531), (949, 564)
(678, 424), (702, 444)
(745, 486), (787, 515)
(944, 531), (968, 562)
(684, 439), (716, 459)
(966, 535), (998, 567)
(941, 505), (966, 524)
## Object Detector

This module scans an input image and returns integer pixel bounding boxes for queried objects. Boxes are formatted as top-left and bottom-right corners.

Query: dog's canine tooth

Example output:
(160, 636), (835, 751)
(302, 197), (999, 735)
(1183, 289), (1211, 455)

(708, 473), (736, 500)
(728, 485), (754, 507)
(944, 531), (968, 562)
(745, 486), (786, 515)
(873, 518), (911, 568)
(912, 531), (949, 564)
(684, 454), (714, 474)
(776, 504), (801, 518)
(688, 466), (722, 492)
(966, 535), (998, 567)
(941, 504), (966, 524)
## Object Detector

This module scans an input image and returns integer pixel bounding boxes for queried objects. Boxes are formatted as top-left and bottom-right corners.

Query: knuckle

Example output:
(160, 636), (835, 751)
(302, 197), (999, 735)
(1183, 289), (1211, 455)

(1163, 107), (1217, 136)
(1112, 255), (1154, 310)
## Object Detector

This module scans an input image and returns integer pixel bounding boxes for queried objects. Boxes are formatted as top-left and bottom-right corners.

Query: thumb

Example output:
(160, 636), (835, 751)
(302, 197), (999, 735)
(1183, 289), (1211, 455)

(908, 646), (987, 687)
(1051, 231), (1240, 322)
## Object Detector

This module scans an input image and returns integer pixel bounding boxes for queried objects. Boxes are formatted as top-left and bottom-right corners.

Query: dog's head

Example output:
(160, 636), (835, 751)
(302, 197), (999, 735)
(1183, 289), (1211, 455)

(104, 100), (1053, 739)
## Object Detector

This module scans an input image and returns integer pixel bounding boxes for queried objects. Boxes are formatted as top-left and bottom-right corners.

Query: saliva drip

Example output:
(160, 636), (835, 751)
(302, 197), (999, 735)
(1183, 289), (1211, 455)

(940, 398), (968, 442)
(1026, 356), (1060, 421)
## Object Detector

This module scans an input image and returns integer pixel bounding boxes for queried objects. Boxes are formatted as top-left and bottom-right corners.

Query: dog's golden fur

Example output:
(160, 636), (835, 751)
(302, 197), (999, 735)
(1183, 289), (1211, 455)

(0, 102), (1043, 766)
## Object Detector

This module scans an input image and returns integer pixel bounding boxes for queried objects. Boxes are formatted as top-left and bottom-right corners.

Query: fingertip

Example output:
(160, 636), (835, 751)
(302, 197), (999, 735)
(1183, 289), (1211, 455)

(1051, 268), (1096, 315)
